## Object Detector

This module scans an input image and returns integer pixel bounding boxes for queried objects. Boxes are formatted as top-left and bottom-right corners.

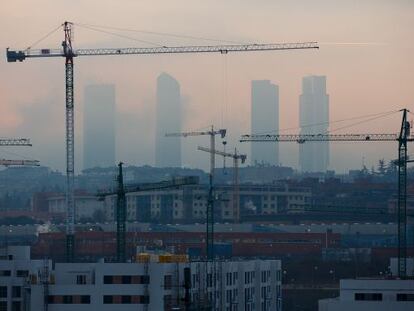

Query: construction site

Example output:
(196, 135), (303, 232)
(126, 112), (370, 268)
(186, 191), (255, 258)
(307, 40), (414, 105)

(1, 4), (414, 311)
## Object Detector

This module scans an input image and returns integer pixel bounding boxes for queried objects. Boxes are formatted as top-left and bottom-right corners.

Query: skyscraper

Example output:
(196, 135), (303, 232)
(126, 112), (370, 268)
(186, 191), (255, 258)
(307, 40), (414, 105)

(83, 84), (116, 170)
(155, 73), (181, 167)
(299, 75), (329, 172)
(251, 80), (279, 166)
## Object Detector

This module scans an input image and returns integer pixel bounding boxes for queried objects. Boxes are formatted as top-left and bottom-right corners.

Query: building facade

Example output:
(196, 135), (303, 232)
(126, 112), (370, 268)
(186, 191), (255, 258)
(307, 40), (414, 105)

(319, 278), (414, 311)
(155, 73), (181, 168)
(47, 193), (104, 222)
(299, 76), (329, 172)
(104, 184), (312, 223)
(251, 80), (279, 166)
(83, 84), (116, 170)
(0, 246), (282, 311)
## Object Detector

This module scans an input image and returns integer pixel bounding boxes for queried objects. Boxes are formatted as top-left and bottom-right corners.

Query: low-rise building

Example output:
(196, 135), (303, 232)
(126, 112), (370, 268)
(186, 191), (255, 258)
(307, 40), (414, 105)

(47, 192), (104, 222)
(319, 278), (414, 311)
(104, 184), (311, 223)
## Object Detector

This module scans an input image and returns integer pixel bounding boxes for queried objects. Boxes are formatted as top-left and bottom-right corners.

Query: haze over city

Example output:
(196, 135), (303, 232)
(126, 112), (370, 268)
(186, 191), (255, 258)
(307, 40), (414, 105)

(0, 0), (413, 173)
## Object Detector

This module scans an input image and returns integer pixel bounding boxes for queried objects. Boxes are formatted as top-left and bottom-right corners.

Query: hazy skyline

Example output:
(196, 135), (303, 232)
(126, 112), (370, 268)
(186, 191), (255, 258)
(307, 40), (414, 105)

(0, 1), (413, 173)
(83, 84), (116, 170)
(299, 76), (329, 173)
(251, 80), (279, 166)
(155, 72), (181, 168)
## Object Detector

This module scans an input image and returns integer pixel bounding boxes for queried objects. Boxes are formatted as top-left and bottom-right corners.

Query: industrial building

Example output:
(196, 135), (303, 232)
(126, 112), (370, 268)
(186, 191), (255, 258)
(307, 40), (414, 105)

(319, 278), (414, 311)
(0, 246), (282, 311)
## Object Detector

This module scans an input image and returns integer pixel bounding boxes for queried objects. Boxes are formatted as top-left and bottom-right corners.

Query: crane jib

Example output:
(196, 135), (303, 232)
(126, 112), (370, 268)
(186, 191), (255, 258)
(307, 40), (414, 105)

(6, 42), (319, 62)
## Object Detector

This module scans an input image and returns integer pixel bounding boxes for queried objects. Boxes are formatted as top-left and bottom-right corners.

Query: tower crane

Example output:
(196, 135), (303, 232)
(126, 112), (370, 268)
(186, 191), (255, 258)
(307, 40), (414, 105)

(240, 108), (412, 278)
(7, 21), (318, 262)
(166, 126), (226, 260)
(97, 162), (199, 262)
(198, 146), (246, 223)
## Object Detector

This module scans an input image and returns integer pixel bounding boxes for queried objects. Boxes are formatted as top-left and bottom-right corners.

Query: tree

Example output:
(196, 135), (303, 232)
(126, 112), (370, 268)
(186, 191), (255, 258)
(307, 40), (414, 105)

(378, 159), (386, 175)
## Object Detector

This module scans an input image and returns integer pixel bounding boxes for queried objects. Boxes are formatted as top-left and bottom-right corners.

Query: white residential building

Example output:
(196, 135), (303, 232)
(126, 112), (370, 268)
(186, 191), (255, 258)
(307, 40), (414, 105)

(0, 246), (282, 311)
(0, 246), (51, 311)
(319, 278), (414, 311)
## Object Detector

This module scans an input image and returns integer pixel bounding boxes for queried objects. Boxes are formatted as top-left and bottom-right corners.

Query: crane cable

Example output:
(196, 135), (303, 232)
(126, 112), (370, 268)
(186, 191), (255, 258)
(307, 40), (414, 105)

(252, 109), (400, 135)
(74, 22), (248, 45)
(75, 23), (163, 47)
(328, 110), (399, 133)
(24, 24), (62, 51)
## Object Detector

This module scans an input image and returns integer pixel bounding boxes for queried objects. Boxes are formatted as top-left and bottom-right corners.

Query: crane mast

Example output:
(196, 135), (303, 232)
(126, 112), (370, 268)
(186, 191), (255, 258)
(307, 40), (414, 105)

(167, 126), (226, 260)
(198, 146), (246, 223)
(240, 109), (413, 278)
(7, 21), (318, 262)
(99, 164), (199, 262)
(397, 109), (410, 278)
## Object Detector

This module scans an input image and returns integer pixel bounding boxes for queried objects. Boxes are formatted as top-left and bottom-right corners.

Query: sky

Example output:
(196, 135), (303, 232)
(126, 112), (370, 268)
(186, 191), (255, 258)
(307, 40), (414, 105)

(0, 0), (413, 173)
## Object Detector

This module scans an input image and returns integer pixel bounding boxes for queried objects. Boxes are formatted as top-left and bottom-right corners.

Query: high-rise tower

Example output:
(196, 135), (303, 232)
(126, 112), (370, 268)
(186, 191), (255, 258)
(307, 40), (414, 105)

(155, 73), (181, 167)
(251, 80), (279, 166)
(83, 84), (116, 170)
(299, 75), (329, 172)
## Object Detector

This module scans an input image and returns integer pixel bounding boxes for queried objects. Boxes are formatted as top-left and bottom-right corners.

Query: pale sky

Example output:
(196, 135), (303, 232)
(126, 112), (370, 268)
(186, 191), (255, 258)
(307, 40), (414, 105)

(0, 0), (413, 173)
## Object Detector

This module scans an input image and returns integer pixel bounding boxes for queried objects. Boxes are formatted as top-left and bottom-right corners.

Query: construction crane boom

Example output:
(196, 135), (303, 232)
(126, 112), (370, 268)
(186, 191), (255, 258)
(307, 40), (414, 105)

(241, 109), (412, 278)
(198, 146), (246, 223)
(7, 42), (319, 61)
(98, 163), (199, 262)
(166, 129), (226, 138)
(0, 139), (31, 146)
(7, 20), (318, 262)
(240, 133), (400, 143)
(0, 159), (39, 166)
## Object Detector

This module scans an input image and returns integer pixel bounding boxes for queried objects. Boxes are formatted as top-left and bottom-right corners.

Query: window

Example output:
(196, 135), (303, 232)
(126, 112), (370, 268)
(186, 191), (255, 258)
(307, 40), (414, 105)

(0, 270), (11, 277)
(16, 270), (29, 278)
(104, 275), (149, 284)
(164, 295), (172, 310)
(12, 301), (21, 311)
(63, 295), (73, 304)
(355, 293), (382, 301)
(122, 295), (131, 304)
(76, 275), (87, 285)
(12, 286), (21, 298)
(0, 286), (7, 298)
(164, 275), (172, 290)
(103, 295), (113, 304)
(103, 275), (113, 284)
(103, 295), (149, 304)
(397, 293), (414, 301)
(122, 275), (131, 284)
(0, 302), (7, 311)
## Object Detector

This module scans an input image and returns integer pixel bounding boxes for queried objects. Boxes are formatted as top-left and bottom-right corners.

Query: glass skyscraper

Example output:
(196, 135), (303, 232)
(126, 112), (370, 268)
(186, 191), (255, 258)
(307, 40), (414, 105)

(299, 75), (329, 172)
